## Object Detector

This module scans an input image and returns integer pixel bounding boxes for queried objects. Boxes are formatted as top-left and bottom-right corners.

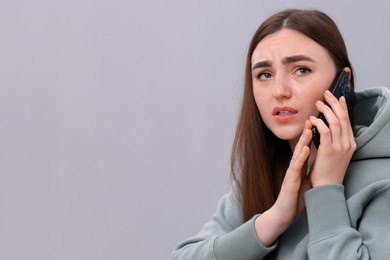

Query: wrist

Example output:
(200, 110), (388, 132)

(311, 177), (343, 187)
(254, 207), (289, 247)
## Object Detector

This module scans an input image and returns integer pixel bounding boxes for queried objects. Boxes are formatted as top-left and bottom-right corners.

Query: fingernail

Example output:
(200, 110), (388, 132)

(325, 90), (332, 96)
(316, 100), (324, 106)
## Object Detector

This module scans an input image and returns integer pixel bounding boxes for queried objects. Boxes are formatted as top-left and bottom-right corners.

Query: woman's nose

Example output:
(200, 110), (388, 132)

(272, 74), (291, 99)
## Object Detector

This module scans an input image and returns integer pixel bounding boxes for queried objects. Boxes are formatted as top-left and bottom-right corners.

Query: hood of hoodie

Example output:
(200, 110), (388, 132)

(353, 87), (390, 160)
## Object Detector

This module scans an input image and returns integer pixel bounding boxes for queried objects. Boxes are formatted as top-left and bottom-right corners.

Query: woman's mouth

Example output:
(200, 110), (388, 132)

(272, 107), (299, 122)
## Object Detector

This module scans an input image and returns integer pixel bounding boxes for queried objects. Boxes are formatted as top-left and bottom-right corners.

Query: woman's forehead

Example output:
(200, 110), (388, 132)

(251, 29), (330, 63)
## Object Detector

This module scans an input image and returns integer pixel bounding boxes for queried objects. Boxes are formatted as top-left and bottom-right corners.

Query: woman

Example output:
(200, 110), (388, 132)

(170, 9), (390, 259)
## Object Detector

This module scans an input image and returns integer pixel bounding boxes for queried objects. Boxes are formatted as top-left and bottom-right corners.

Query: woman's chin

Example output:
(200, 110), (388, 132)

(274, 132), (300, 142)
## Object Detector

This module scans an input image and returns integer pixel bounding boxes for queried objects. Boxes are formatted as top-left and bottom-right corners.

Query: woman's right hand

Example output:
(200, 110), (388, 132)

(255, 121), (312, 246)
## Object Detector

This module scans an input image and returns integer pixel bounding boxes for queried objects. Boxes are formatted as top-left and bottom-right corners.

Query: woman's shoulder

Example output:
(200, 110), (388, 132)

(344, 157), (390, 198)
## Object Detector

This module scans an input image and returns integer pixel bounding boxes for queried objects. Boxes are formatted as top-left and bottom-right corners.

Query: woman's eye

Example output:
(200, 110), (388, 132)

(296, 67), (312, 76)
(257, 72), (272, 80)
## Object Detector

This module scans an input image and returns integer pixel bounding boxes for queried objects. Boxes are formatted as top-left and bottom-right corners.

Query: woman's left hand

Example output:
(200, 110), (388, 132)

(308, 90), (356, 187)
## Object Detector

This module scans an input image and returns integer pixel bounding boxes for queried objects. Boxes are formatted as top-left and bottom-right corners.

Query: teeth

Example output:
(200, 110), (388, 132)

(278, 111), (293, 115)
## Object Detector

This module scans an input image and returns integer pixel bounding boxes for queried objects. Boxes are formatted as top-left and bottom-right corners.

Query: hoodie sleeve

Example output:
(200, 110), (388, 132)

(304, 183), (390, 259)
(170, 190), (276, 260)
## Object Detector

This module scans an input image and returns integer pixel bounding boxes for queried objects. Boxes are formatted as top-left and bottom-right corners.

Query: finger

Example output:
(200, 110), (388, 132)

(292, 126), (312, 162)
(339, 96), (357, 150)
(289, 128), (311, 179)
(298, 168), (312, 212)
(315, 99), (341, 146)
(336, 96), (352, 124)
(310, 115), (332, 147)
(304, 118), (313, 131)
(324, 89), (350, 119)
(324, 90), (346, 116)
(286, 145), (310, 191)
(289, 144), (310, 175)
(339, 96), (355, 137)
(325, 91), (355, 149)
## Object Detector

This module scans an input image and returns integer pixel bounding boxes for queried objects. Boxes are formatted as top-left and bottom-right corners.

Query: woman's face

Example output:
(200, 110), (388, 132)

(251, 29), (337, 148)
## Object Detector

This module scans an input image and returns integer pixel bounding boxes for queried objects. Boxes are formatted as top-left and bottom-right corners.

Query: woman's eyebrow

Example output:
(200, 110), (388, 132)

(252, 55), (316, 70)
(282, 55), (316, 64)
(251, 60), (272, 70)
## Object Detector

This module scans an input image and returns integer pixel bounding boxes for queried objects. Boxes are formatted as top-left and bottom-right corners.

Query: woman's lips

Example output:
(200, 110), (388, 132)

(272, 106), (299, 122)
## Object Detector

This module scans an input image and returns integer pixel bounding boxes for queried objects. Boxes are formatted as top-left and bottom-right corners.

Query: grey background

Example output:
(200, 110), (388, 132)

(1, 1), (389, 259)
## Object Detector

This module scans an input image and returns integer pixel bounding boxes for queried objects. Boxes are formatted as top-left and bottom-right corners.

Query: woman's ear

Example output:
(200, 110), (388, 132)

(343, 67), (352, 80)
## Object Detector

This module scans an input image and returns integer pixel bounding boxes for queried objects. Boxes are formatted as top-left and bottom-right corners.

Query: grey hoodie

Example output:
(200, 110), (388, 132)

(170, 87), (390, 260)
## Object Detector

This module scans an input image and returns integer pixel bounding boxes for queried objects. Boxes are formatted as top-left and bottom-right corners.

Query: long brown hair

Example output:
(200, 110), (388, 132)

(231, 9), (354, 258)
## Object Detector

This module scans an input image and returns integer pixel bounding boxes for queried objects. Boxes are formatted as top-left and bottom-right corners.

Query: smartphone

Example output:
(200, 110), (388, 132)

(311, 70), (356, 149)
